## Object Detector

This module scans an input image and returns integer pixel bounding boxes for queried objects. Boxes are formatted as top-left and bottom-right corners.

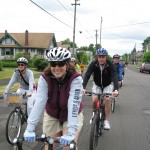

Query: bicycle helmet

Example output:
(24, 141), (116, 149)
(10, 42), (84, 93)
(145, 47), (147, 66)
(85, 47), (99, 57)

(96, 48), (108, 56)
(46, 47), (71, 61)
(71, 57), (76, 62)
(17, 57), (28, 64)
(113, 54), (120, 59)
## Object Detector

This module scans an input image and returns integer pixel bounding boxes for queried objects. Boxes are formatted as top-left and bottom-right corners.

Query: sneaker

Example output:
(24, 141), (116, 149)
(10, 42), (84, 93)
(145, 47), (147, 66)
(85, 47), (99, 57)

(104, 120), (110, 130)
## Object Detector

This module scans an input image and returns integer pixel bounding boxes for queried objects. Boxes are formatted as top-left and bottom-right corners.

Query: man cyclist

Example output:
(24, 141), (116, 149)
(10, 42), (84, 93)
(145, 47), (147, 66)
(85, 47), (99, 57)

(82, 48), (118, 130)
(113, 54), (123, 88)
(3, 57), (35, 115)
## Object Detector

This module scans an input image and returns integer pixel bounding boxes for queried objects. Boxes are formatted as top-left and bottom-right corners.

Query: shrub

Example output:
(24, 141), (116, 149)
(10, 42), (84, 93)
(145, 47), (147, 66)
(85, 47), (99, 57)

(34, 58), (48, 71)
(0, 61), (3, 71)
(2, 61), (17, 67)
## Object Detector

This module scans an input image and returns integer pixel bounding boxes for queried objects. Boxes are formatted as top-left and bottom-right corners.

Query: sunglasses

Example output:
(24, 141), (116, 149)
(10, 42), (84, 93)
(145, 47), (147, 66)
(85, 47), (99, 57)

(18, 63), (25, 66)
(50, 61), (66, 67)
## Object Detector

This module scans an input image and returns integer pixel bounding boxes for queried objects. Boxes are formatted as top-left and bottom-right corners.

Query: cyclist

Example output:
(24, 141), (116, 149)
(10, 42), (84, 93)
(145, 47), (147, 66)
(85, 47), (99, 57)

(113, 54), (123, 88)
(23, 47), (83, 150)
(3, 57), (35, 116)
(120, 59), (126, 78)
(82, 48), (118, 130)
(70, 57), (81, 74)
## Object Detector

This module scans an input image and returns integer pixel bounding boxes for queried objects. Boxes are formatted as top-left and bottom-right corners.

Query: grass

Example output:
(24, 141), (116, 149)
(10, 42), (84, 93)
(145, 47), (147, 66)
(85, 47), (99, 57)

(0, 67), (41, 79)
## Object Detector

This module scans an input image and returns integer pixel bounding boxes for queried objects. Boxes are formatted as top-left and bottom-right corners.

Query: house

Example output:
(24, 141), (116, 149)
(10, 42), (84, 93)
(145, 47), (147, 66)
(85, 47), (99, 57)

(0, 30), (57, 60)
(136, 50), (144, 63)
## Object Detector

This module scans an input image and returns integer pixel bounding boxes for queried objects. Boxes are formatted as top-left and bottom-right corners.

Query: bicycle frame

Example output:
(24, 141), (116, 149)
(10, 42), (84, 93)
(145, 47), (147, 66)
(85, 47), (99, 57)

(14, 102), (28, 124)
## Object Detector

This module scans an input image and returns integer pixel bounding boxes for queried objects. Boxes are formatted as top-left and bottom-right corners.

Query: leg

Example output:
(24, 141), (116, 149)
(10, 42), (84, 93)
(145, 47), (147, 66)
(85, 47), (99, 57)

(104, 96), (111, 120)
(62, 112), (84, 150)
(103, 83), (114, 130)
(92, 82), (102, 108)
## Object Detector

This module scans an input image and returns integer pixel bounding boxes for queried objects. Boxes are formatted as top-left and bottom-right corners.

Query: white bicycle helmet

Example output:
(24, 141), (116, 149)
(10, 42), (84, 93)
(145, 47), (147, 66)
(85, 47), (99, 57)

(17, 57), (28, 64)
(71, 57), (76, 62)
(46, 47), (71, 61)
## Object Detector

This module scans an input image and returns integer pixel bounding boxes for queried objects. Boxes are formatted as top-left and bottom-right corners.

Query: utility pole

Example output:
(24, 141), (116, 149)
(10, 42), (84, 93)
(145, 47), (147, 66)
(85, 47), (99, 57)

(72, 0), (80, 57)
(95, 30), (98, 49)
(100, 17), (103, 48)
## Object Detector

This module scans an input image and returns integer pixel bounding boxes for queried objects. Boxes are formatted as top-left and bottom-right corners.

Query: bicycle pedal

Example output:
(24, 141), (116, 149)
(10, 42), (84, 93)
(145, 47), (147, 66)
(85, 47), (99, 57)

(89, 119), (93, 124)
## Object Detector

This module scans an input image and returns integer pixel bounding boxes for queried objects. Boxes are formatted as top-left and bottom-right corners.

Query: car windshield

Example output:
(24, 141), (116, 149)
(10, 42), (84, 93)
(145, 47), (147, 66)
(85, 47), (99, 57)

(144, 64), (150, 68)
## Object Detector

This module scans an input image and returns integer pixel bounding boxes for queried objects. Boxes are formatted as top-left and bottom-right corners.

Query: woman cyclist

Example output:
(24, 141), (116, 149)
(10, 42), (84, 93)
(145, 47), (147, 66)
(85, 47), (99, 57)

(23, 47), (84, 150)
(4, 57), (35, 116)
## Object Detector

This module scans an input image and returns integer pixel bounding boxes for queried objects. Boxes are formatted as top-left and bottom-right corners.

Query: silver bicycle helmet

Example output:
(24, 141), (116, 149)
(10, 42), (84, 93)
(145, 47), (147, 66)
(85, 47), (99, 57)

(71, 57), (76, 62)
(46, 47), (71, 61)
(17, 57), (28, 64)
(96, 48), (108, 56)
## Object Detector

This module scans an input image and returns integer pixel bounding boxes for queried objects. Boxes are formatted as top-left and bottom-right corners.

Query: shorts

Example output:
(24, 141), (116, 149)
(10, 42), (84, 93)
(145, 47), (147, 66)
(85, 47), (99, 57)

(43, 111), (84, 136)
(92, 82), (114, 94)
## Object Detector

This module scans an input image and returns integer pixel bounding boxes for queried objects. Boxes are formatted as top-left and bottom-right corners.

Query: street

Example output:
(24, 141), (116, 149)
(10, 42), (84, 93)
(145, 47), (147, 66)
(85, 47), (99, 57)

(1, 67), (150, 150)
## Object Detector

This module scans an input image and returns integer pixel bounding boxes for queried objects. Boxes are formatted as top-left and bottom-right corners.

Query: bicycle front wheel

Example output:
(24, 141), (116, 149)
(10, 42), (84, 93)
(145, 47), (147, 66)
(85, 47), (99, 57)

(6, 110), (22, 145)
(89, 114), (99, 150)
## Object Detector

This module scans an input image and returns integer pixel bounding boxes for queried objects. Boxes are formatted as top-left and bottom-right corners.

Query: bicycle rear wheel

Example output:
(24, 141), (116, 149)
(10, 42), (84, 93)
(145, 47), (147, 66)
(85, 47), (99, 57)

(6, 110), (22, 145)
(89, 114), (99, 150)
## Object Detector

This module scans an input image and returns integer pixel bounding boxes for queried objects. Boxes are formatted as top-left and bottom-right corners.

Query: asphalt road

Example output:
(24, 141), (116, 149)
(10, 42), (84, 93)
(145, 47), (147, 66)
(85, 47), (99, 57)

(1, 67), (150, 150)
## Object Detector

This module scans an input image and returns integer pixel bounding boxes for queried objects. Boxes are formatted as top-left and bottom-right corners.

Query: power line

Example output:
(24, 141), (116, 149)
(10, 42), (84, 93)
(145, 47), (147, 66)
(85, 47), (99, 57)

(56, 0), (74, 18)
(29, 0), (73, 29)
(103, 21), (150, 29)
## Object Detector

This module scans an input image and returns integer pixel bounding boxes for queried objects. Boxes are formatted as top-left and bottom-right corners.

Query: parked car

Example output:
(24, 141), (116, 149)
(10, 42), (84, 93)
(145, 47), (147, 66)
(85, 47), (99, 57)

(140, 63), (150, 73)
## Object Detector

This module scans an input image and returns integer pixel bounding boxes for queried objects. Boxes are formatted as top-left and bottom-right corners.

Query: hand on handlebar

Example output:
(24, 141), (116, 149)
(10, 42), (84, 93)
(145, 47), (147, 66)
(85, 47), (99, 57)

(112, 90), (119, 97)
(24, 130), (36, 142)
(60, 133), (75, 145)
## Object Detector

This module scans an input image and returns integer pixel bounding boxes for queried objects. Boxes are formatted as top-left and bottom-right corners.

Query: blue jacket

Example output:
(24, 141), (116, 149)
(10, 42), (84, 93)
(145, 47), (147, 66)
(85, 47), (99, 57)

(115, 63), (123, 81)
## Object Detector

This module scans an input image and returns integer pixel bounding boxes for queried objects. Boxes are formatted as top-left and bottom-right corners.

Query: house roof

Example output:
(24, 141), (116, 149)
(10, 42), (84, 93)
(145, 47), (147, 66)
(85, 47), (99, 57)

(0, 32), (56, 49)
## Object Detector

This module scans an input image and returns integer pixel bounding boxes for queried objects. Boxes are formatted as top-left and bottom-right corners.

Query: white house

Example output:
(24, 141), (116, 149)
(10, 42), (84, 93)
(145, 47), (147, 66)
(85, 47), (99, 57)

(0, 30), (57, 60)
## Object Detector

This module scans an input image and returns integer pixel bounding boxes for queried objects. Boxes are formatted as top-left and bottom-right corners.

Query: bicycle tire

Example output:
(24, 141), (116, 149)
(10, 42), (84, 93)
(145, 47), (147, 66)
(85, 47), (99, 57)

(89, 114), (99, 150)
(6, 110), (22, 145)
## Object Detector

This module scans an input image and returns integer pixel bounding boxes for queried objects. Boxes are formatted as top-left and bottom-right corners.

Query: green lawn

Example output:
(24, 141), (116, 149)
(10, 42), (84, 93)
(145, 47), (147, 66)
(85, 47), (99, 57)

(0, 67), (40, 96)
(0, 67), (41, 79)
(0, 78), (39, 96)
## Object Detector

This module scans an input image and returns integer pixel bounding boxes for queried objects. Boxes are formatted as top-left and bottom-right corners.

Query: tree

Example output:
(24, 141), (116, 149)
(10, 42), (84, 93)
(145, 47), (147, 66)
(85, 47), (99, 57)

(142, 36), (150, 47)
(142, 51), (150, 62)
(77, 51), (89, 64)
(61, 38), (77, 48)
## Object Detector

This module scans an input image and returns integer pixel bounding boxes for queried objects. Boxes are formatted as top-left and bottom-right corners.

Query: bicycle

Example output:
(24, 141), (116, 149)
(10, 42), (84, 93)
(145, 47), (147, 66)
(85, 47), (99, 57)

(5, 92), (28, 145)
(85, 92), (111, 150)
(13, 134), (76, 150)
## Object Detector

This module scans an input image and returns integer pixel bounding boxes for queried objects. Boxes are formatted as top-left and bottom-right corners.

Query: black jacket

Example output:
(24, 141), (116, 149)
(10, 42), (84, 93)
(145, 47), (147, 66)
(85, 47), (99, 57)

(83, 60), (118, 90)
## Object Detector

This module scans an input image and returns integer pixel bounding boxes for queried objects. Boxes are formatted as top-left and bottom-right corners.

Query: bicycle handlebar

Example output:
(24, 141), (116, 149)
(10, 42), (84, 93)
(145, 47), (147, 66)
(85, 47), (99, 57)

(85, 92), (112, 97)
(13, 134), (76, 150)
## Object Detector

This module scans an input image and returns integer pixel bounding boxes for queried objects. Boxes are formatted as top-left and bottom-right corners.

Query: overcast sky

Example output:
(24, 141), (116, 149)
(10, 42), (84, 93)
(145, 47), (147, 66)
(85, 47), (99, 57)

(0, 0), (150, 56)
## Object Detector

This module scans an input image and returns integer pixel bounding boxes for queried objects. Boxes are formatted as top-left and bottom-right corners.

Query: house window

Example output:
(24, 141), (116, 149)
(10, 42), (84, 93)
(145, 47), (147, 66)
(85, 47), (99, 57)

(2, 48), (14, 56)
(19, 48), (23, 52)
(31, 49), (35, 53)
(5, 36), (12, 44)
(37, 49), (44, 56)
